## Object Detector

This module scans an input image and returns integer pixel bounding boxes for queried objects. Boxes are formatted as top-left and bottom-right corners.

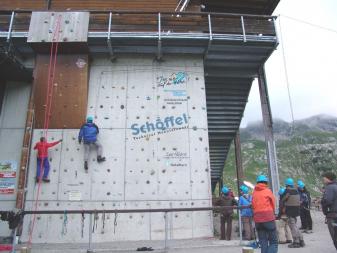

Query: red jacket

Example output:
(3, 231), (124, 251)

(252, 183), (276, 223)
(34, 141), (60, 158)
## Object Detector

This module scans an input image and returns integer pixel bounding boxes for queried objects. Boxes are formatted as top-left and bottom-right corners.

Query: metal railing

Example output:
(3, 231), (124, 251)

(4, 205), (249, 253)
(0, 10), (277, 42)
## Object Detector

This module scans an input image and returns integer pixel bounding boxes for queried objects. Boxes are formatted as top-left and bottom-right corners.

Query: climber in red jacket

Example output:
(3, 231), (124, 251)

(34, 137), (62, 183)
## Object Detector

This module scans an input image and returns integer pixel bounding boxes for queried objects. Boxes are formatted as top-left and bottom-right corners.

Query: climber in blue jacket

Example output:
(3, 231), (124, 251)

(78, 116), (105, 171)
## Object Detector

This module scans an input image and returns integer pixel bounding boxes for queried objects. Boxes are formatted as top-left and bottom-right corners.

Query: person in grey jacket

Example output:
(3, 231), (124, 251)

(321, 172), (337, 250)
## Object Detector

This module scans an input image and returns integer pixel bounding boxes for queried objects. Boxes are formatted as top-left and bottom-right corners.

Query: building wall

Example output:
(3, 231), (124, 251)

(21, 55), (213, 243)
(1, 0), (177, 11)
(0, 82), (31, 236)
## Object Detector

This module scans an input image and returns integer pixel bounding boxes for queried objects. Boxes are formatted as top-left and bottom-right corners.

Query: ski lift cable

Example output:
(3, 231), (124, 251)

(279, 14), (337, 34)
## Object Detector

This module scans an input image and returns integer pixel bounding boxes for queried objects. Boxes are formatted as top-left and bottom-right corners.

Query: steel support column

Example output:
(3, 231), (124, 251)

(258, 66), (280, 198)
(234, 131), (244, 189)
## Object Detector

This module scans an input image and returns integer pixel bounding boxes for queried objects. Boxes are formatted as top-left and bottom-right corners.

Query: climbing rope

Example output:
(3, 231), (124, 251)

(278, 15), (305, 171)
(81, 212), (85, 238)
(113, 212), (118, 234)
(27, 14), (63, 247)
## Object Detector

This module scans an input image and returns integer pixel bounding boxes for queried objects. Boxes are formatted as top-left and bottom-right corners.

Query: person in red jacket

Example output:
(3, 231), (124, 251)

(34, 137), (62, 183)
(252, 174), (278, 253)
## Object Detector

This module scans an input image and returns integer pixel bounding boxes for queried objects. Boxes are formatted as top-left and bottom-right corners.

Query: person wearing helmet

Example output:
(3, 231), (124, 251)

(239, 185), (254, 240)
(282, 178), (304, 248)
(321, 171), (337, 250)
(252, 174), (278, 253)
(297, 180), (313, 233)
(78, 116), (106, 172)
(276, 187), (293, 244)
(34, 137), (62, 183)
(215, 186), (238, 240)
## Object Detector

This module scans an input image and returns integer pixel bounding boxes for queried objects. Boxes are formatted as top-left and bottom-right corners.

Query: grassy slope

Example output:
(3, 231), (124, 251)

(217, 131), (337, 197)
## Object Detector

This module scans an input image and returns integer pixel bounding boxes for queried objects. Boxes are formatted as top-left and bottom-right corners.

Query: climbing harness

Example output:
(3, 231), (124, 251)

(101, 211), (106, 234)
(81, 212), (85, 238)
(61, 211), (68, 236)
(92, 211), (99, 233)
(113, 212), (118, 234)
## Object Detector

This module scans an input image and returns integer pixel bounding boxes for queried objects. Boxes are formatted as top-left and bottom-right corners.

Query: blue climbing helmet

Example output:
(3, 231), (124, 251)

(222, 186), (230, 195)
(240, 185), (249, 194)
(297, 180), (305, 189)
(278, 187), (286, 196)
(256, 174), (268, 183)
(86, 116), (94, 123)
(285, 178), (294, 187)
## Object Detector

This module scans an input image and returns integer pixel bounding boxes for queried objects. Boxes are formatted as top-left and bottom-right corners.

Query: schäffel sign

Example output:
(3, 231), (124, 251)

(131, 114), (188, 140)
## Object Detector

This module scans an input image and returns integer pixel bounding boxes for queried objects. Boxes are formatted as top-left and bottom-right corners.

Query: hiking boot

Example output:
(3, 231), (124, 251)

(84, 161), (88, 171)
(299, 240), (305, 247)
(288, 242), (301, 248)
(42, 178), (50, 183)
(97, 156), (106, 163)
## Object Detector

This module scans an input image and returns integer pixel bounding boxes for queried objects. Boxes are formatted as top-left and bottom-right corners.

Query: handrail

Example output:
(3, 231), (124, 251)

(1, 205), (250, 215)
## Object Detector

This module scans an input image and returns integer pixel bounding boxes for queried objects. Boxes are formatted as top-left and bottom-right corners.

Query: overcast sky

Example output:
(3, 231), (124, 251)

(240, 0), (337, 127)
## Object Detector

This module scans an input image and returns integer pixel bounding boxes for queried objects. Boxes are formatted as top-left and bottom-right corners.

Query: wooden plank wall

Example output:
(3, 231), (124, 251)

(33, 54), (88, 129)
(0, 0), (177, 11)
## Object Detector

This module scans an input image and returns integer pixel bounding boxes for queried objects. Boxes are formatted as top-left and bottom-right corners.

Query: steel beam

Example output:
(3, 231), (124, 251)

(258, 66), (280, 199)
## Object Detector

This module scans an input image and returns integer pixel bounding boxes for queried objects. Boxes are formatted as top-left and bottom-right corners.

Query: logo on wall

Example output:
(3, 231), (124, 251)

(0, 161), (17, 194)
(157, 72), (189, 88)
(131, 114), (188, 140)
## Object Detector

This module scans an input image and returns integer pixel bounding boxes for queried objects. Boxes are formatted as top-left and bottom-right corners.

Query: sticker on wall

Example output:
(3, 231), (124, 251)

(76, 58), (87, 69)
(69, 190), (82, 201)
(157, 72), (189, 88)
(0, 161), (17, 194)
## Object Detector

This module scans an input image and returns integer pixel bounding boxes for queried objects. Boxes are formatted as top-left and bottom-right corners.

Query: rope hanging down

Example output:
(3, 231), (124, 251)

(27, 14), (63, 247)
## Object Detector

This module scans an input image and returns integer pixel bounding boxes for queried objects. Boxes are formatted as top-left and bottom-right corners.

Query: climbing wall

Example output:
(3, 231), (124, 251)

(0, 82), (31, 236)
(22, 55), (213, 243)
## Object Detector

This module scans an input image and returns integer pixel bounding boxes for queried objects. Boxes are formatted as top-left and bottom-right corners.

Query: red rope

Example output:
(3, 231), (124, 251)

(27, 14), (62, 246)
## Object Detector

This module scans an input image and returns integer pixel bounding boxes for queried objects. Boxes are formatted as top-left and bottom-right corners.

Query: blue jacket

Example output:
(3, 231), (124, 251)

(78, 123), (99, 143)
(239, 194), (253, 217)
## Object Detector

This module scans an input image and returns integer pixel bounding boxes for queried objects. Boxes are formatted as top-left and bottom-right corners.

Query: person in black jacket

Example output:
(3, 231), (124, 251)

(282, 178), (304, 248)
(321, 172), (337, 250)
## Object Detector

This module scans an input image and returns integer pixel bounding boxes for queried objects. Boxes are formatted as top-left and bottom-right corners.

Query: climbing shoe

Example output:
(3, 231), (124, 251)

(299, 240), (305, 247)
(36, 177), (40, 183)
(288, 242), (301, 248)
(97, 156), (106, 163)
(42, 178), (50, 183)
(286, 240), (293, 243)
(84, 161), (88, 171)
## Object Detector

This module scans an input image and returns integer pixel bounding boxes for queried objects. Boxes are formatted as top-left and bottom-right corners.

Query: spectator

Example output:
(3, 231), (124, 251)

(216, 186), (237, 240)
(321, 171), (337, 250)
(252, 174), (278, 253)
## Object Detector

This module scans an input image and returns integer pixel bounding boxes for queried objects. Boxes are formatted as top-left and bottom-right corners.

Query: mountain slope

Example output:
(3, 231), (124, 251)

(220, 115), (337, 196)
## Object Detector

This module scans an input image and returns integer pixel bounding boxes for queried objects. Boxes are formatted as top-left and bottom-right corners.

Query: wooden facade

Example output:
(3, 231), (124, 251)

(33, 54), (88, 129)
(0, 0), (279, 15)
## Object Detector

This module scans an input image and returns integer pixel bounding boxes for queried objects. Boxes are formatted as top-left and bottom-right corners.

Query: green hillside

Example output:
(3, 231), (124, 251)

(217, 115), (337, 197)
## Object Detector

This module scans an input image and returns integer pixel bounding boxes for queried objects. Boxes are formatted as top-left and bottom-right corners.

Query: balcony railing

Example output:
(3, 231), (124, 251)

(0, 10), (277, 43)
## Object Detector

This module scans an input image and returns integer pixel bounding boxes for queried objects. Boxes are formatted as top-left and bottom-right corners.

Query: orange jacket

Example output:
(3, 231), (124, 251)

(252, 183), (276, 223)
(34, 141), (60, 158)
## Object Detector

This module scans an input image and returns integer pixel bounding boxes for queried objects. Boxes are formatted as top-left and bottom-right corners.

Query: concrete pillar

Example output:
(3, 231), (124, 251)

(257, 66), (280, 198)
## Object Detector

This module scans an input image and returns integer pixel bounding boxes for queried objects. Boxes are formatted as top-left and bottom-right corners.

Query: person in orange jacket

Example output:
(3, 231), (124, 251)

(34, 137), (62, 183)
(252, 174), (278, 253)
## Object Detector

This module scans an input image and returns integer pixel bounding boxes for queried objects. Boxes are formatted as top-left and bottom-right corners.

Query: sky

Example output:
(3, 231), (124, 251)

(240, 0), (337, 127)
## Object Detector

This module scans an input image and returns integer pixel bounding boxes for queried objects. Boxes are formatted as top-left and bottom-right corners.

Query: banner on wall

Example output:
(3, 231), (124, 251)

(0, 161), (17, 194)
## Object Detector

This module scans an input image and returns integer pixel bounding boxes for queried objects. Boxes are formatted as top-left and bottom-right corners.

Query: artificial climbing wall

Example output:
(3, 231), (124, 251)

(33, 54), (88, 129)
(22, 55), (213, 243)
